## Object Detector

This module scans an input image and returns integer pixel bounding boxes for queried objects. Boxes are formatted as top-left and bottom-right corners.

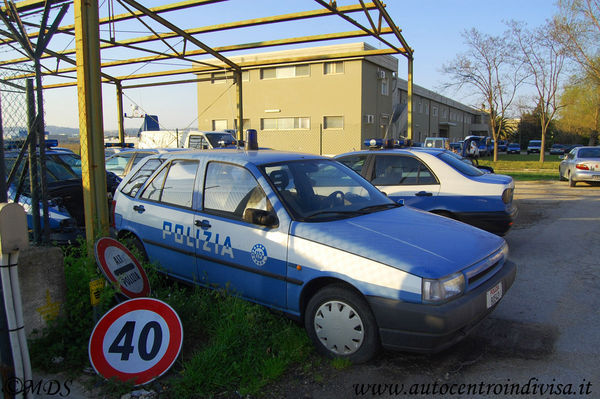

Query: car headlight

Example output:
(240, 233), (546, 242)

(422, 272), (465, 304)
(502, 188), (514, 204)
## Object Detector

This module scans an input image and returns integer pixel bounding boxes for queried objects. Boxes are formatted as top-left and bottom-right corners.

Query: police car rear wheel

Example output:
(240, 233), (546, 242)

(305, 285), (379, 363)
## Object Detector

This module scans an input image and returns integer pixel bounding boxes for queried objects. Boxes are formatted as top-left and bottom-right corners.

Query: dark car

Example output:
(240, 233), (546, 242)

(507, 143), (521, 154)
(550, 144), (566, 155)
(494, 140), (508, 153)
(5, 151), (83, 242)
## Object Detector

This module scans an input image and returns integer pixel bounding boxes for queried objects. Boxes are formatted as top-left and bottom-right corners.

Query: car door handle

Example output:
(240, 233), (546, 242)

(415, 191), (433, 197)
(133, 205), (145, 213)
(195, 219), (211, 229)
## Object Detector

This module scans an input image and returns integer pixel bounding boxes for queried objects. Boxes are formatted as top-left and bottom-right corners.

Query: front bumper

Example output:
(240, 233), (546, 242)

(367, 260), (516, 353)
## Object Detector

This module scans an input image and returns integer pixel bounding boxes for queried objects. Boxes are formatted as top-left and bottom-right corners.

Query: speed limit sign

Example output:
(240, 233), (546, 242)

(89, 298), (183, 385)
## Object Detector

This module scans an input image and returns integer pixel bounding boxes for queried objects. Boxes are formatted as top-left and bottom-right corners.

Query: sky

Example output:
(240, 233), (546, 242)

(31, 0), (560, 132)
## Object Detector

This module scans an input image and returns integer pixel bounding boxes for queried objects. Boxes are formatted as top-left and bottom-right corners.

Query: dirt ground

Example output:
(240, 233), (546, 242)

(263, 180), (600, 398)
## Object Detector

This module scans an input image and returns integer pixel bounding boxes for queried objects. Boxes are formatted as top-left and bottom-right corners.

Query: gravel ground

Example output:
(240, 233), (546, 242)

(264, 180), (600, 399)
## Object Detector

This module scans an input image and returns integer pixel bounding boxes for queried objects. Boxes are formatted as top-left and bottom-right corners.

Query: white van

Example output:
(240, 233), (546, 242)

(424, 137), (449, 149)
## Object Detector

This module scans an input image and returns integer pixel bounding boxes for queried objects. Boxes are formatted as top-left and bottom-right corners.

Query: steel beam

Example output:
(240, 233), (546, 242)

(74, 0), (109, 245)
(116, 81), (125, 145)
(117, 0), (240, 71)
(0, 3), (378, 68)
(9, 28), (395, 81)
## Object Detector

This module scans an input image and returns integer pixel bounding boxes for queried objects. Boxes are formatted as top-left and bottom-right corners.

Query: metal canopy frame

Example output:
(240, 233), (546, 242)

(0, 0), (414, 243)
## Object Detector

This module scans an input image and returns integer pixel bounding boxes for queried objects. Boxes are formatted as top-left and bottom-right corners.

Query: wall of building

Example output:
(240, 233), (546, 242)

(195, 43), (398, 156)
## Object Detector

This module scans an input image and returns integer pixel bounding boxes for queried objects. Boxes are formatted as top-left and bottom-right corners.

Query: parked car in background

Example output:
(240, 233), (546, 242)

(493, 140), (508, 153)
(105, 148), (188, 178)
(113, 148), (516, 362)
(559, 146), (600, 187)
(563, 144), (583, 153)
(424, 137), (449, 149)
(335, 144), (516, 235)
(550, 144), (566, 155)
(526, 140), (542, 155)
(507, 143), (521, 154)
(449, 142), (463, 153)
(4, 151), (82, 243)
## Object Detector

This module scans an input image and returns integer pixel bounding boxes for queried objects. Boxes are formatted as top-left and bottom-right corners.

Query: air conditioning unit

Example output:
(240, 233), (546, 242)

(366, 114), (375, 124)
(377, 70), (386, 79)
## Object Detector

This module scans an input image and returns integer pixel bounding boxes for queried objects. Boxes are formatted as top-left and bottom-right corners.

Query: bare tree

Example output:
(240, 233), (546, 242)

(554, 0), (600, 145)
(511, 21), (567, 163)
(554, 0), (600, 84)
(442, 28), (526, 161)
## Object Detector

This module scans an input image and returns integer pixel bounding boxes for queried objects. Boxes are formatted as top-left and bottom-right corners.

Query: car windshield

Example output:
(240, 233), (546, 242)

(578, 148), (600, 158)
(206, 133), (236, 147)
(438, 152), (485, 177)
(262, 159), (397, 221)
(54, 153), (82, 176)
(5, 156), (79, 195)
(529, 141), (541, 145)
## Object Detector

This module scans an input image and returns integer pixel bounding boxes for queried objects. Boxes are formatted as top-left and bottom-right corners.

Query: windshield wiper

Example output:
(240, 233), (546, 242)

(358, 203), (402, 213)
(304, 210), (366, 220)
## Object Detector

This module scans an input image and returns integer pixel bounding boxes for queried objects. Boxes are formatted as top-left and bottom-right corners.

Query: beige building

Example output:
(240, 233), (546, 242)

(196, 42), (489, 155)
(394, 79), (490, 144)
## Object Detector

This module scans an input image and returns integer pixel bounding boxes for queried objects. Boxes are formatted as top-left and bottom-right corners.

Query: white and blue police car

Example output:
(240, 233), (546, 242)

(112, 146), (516, 362)
(335, 140), (517, 235)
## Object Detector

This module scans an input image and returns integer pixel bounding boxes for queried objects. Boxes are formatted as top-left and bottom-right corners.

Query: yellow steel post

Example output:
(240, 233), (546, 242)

(116, 80), (125, 145)
(407, 57), (413, 140)
(236, 69), (243, 142)
(74, 0), (109, 247)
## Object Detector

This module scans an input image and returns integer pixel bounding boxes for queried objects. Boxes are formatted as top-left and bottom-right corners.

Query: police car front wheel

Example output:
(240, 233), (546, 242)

(305, 285), (380, 363)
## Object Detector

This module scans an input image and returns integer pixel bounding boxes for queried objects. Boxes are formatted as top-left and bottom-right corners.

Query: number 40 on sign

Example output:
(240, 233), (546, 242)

(88, 298), (183, 386)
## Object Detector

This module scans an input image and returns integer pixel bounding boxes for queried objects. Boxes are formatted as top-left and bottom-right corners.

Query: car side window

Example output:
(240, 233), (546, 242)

(203, 162), (270, 219)
(140, 160), (198, 208)
(372, 155), (438, 186)
(106, 152), (135, 175)
(337, 155), (368, 174)
(188, 135), (209, 149)
(121, 159), (163, 197)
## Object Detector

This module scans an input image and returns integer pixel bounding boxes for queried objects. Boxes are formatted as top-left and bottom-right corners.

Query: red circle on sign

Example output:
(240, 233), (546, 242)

(95, 237), (151, 298)
(88, 298), (183, 386)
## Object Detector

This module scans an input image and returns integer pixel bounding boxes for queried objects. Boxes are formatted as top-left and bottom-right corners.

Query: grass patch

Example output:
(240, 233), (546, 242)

(30, 241), (312, 397)
(476, 153), (561, 181)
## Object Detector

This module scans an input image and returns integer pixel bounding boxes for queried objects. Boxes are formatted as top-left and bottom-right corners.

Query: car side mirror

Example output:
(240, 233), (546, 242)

(243, 208), (278, 228)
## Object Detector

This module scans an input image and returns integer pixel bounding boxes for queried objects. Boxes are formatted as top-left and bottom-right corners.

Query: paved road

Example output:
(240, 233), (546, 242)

(271, 180), (600, 398)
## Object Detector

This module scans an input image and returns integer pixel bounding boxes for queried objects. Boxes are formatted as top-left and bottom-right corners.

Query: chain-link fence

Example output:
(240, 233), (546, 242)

(0, 64), (49, 243)
(0, 66), (32, 145)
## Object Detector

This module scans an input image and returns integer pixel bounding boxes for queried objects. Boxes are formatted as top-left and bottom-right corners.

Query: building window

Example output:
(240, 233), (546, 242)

(261, 65), (310, 79)
(261, 117), (310, 130)
(381, 77), (389, 96)
(324, 116), (344, 129)
(443, 109), (448, 119)
(212, 119), (228, 130)
(242, 70), (249, 81)
(418, 100), (423, 114)
(425, 103), (429, 115)
(324, 61), (344, 75)
(432, 106), (438, 117)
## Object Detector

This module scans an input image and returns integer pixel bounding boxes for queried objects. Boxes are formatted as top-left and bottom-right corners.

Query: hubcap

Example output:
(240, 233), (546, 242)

(314, 300), (364, 355)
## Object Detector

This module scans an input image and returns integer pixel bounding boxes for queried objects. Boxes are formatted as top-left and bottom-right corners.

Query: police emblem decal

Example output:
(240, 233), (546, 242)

(251, 244), (268, 266)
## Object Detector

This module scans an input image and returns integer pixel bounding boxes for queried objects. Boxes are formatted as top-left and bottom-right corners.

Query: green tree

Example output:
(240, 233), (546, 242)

(558, 74), (600, 145)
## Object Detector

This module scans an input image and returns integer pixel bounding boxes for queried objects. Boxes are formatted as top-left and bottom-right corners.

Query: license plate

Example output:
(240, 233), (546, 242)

(486, 282), (503, 308)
